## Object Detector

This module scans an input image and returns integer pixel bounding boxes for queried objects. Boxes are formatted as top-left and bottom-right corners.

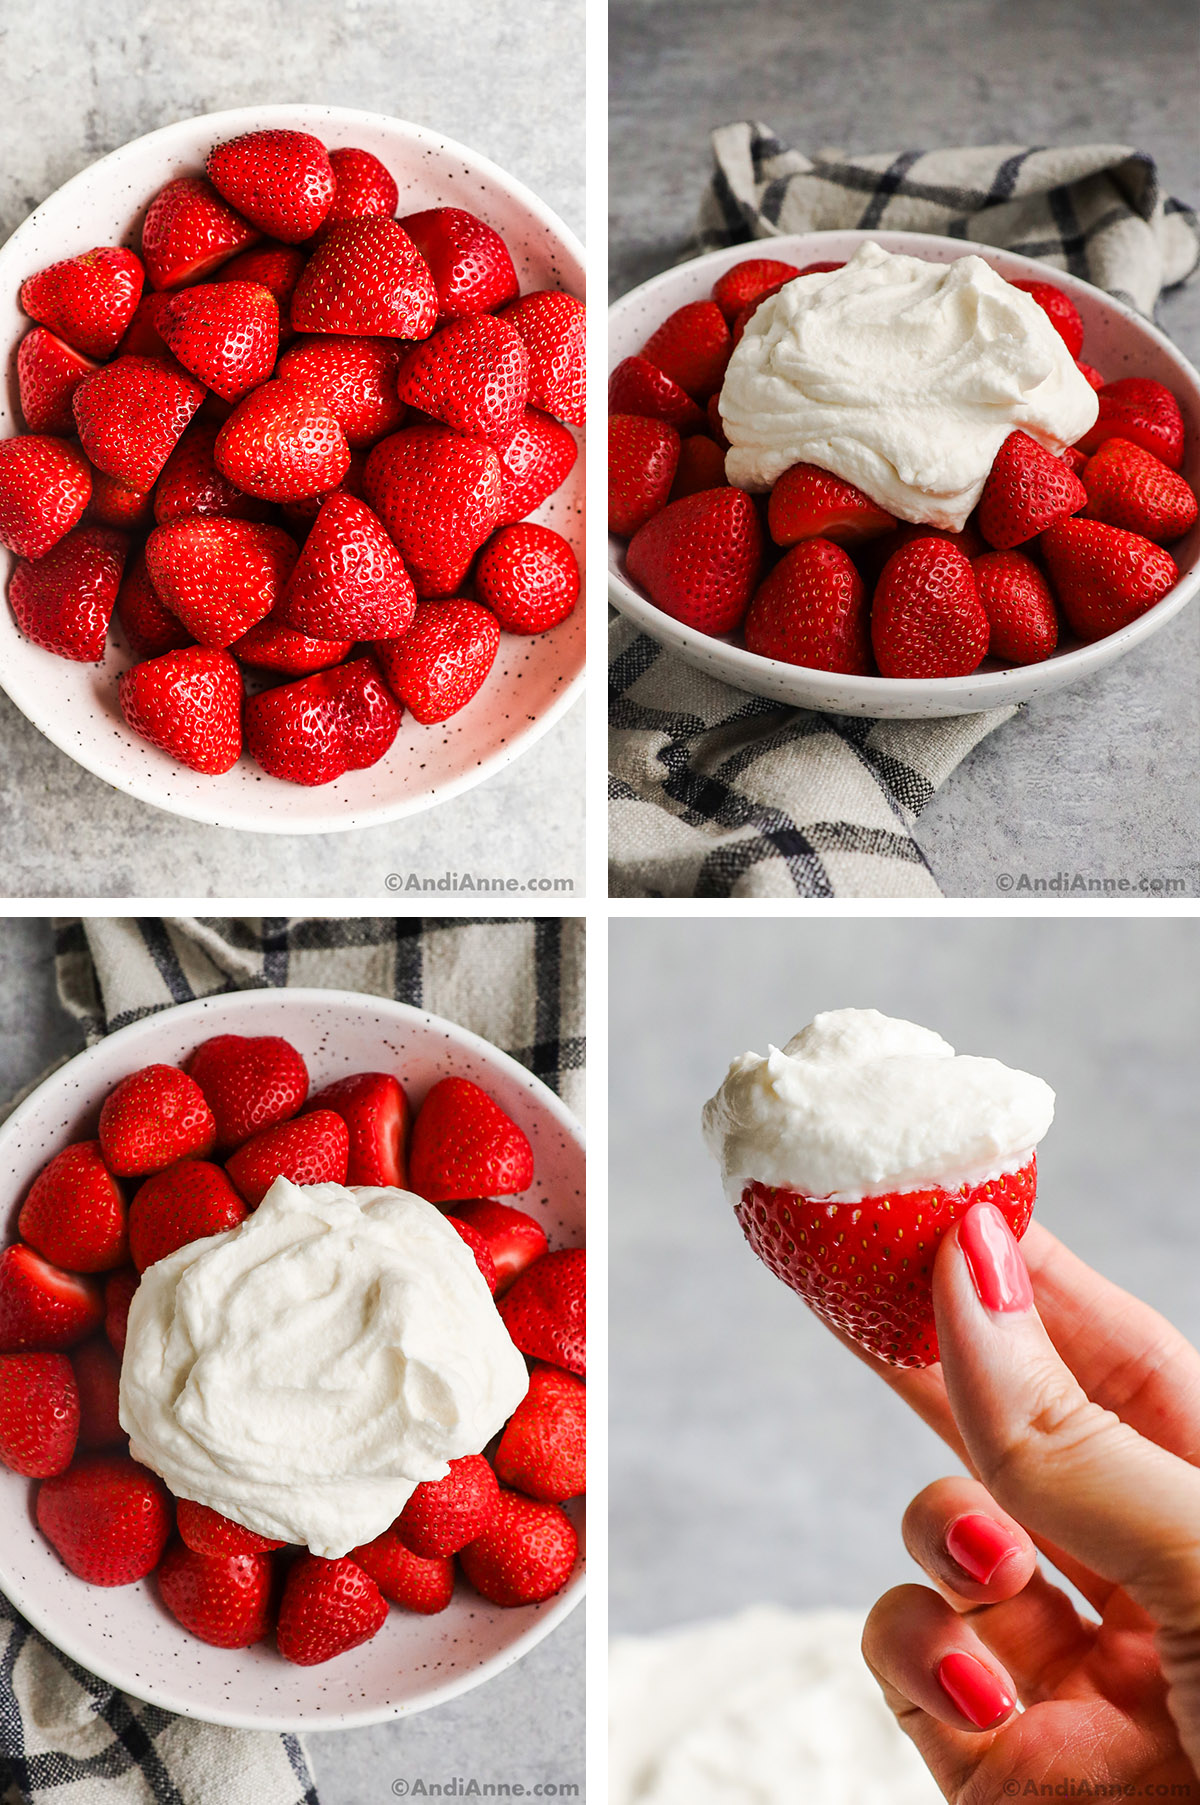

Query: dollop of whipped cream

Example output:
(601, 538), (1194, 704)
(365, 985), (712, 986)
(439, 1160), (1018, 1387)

(610, 1607), (939, 1805)
(718, 241), (1098, 529)
(119, 1177), (529, 1558)
(701, 1007), (1054, 1203)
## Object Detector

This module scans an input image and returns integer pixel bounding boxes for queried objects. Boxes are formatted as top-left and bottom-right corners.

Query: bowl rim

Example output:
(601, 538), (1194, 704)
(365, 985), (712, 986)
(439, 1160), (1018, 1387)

(0, 985), (586, 1731)
(0, 103), (586, 834)
(607, 227), (1200, 707)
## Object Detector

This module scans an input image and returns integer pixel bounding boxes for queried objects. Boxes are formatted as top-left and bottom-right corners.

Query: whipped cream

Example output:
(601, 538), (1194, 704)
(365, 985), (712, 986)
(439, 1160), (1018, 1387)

(718, 241), (1098, 529)
(119, 1177), (529, 1558)
(702, 1007), (1054, 1203)
(611, 1606), (939, 1805)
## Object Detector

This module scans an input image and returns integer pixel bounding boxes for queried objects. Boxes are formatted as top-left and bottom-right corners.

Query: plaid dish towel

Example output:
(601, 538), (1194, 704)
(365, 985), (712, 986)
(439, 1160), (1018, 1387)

(2, 917), (583, 1805)
(610, 131), (1200, 899)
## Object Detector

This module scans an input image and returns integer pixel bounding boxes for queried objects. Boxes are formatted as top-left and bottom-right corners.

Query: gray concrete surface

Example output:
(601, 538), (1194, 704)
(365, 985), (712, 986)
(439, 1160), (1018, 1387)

(0, 920), (583, 1803)
(610, 0), (1200, 897)
(610, 916), (1200, 1634)
(0, 0), (585, 900)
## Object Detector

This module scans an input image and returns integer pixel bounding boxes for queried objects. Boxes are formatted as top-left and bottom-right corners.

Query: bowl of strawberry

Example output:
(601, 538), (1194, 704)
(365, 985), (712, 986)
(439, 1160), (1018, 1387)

(0, 988), (585, 1729)
(608, 229), (1200, 719)
(0, 105), (585, 828)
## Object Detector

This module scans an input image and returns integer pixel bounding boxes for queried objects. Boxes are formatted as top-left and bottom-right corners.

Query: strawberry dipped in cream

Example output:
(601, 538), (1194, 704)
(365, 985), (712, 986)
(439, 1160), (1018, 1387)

(702, 1008), (1055, 1366)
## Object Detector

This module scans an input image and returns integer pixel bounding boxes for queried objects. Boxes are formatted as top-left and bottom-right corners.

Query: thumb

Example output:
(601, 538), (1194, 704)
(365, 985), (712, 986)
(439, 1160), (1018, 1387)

(932, 1203), (1200, 1639)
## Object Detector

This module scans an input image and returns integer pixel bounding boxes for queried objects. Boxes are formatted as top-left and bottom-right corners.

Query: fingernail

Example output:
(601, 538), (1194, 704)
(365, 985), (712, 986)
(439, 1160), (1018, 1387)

(937, 1650), (1015, 1728)
(946, 1512), (1018, 1584)
(959, 1203), (1034, 1313)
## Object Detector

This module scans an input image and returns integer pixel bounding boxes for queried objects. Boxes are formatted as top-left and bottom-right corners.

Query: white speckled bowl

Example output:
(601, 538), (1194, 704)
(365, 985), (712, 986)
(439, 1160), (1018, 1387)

(0, 988), (585, 1730)
(609, 229), (1200, 719)
(0, 104), (585, 829)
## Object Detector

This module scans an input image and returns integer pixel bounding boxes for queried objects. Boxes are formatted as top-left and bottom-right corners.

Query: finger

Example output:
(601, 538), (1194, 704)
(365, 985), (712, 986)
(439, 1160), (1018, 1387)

(934, 1203), (1200, 1636)
(903, 1476), (1035, 1602)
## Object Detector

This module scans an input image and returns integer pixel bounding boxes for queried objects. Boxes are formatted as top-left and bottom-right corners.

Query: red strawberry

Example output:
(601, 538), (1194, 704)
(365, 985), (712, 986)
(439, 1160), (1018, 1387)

(375, 599), (500, 724)
(625, 488), (763, 635)
(144, 517), (299, 646)
(401, 207), (519, 320)
(211, 242), (307, 317)
(157, 281), (279, 401)
(9, 526), (127, 662)
(711, 258), (800, 323)
(128, 1160), (248, 1271)
(729, 303), (758, 348)
(409, 1077), (534, 1203)
(104, 1270), (138, 1359)
(447, 1200), (548, 1294)
(396, 1453), (500, 1558)
(1009, 279), (1085, 356)
(20, 247), (144, 358)
(17, 327), (99, 433)
(119, 647), (243, 774)
(321, 148), (400, 239)
(118, 293), (176, 358)
(497, 1248), (585, 1377)
(608, 414), (680, 537)
(141, 177), (260, 290)
(277, 1554), (388, 1665)
(73, 355), (204, 489)
(1076, 359), (1105, 392)
(362, 425), (503, 597)
(768, 462), (896, 548)
(495, 1365), (585, 1503)
(185, 1035), (309, 1153)
(861, 517), (988, 587)
(608, 355), (705, 433)
(641, 300), (732, 403)
(737, 1162), (1038, 1367)
(71, 1338), (125, 1448)
(797, 260), (846, 276)
(207, 129), (335, 243)
(87, 471), (153, 531)
(397, 314), (530, 445)
(99, 1065), (216, 1177)
(276, 335), (406, 447)
(350, 1528), (454, 1613)
(154, 420), (273, 527)
(668, 435), (728, 503)
(0, 435), (92, 559)
(278, 493), (416, 640)
(1080, 436), (1198, 542)
(37, 1453), (171, 1585)
(225, 1109), (350, 1207)
(307, 1073), (409, 1186)
(971, 550), (1059, 665)
(277, 446), (368, 536)
(1040, 517), (1178, 640)
(978, 429), (1087, 549)
(291, 218), (438, 338)
(0, 1246), (104, 1352)
(744, 538), (871, 675)
(1077, 377), (1186, 470)
(459, 1489), (578, 1607)
(232, 616), (353, 674)
(475, 522), (580, 634)
(0, 1352), (79, 1475)
(706, 392), (730, 447)
(496, 408), (578, 525)
(499, 291), (585, 427)
(214, 380), (350, 503)
(18, 1141), (128, 1272)
(450, 1218), (499, 1291)
(244, 655), (402, 785)
(158, 1541), (275, 1646)
(176, 1498), (285, 1556)
(871, 538), (990, 678)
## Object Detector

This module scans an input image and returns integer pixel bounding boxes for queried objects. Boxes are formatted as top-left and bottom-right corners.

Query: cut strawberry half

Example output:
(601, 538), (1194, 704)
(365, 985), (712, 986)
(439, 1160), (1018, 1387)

(0, 1244), (105, 1352)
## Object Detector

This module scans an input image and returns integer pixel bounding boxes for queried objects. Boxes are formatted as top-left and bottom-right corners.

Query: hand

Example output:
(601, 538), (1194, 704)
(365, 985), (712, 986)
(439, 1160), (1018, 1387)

(858, 1206), (1200, 1802)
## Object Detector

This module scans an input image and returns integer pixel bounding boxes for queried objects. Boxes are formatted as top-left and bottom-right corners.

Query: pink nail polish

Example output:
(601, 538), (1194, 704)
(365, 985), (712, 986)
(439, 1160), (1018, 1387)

(958, 1203), (1034, 1313)
(937, 1650), (1015, 1728)
(946, 1512), (1016, 1584)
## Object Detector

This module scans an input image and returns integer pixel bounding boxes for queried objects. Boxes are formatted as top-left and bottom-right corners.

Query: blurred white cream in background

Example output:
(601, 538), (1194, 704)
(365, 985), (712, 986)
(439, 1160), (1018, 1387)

(610, 1605), (940, 1805)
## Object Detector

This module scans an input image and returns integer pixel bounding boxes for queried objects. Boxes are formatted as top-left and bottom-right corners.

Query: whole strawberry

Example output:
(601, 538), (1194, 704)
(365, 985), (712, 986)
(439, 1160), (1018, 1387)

(144, 518), (299, 647)
(767, 462), (896, 548)
(157, 281), (280, 401)
(158, 1541), (275, 1647)
(20, 247), (144, 358)
(447, 1200), (548, 1294)
(743, 538), (871, 675)
(608, 355), (705, 433)
(215, 381), (350, 503)
(401, 207), (519, 319)
(0, 1352), (79, 1476)
(153, 420), (274, 527)
(625, 488), (763, 635)
(73, 356), (204, 490)
(18, 1141), (128, 1273)
(103, 1269), (138, 1359)
(278, 493), (416, 641)
(231, 617), (353, 675)
(185, 1034), (310, 1152)
(224, 1109), (350, 1207)
(1080, 437), (1198, 543)
(140, 176), (260, 290)
(971, 550), (1059, 665)
(71, 1338), (125, 1448)
(978, 430), (1087, 549)
(496, 408), (578, 526)
(207, 129), (335, 243)
(9, 526), (128, 662)
(307, 1072), (409, 1186)
(0, 1246), (104, 1352)
(211, 242), (307, 321)
(459, 1489), (578, 1607)
(291, 218), (438, 338)
(871, 538), (990, 678)
(495, 1365), (585, 1503)
(276, 335), (407, 447)
(363, 425), (503, 597)
(128, 1160), (248, 1271)
(36, 1453), (172, 1584)
(396, 1453), (501, 1558)
(0, 435), (93, 559)
(398, 313), (530, 444)
(243, 656), (403, 786)
(475, 523), (580, 634)
(98, 1065), (216, 1177)
(375, 600), (501, 724)
(497, 1248), (585, 1377)
(409, 1077), (534, 1202)
(350, 1529), (454, 1613)
(276, 1554), (387, 1665)
(608, 414), (680, 538)
(500, 291), (585, 427)
(119, 647), (244, 775)
(87, 471), (153, 532)
(450, 1218), (499, 1291)
(1009, 279), (1084, 356)
(1040, 517), (1178, 641)
(176, 1499), (285, 1556)
(17, 327), (100, 434)
(1077, 376), (1186, 470)
(711, 258), (801, 323)
(668, 436), (729, 503)
(322, 148), (400, 238)
(641, 300), (732, 403)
